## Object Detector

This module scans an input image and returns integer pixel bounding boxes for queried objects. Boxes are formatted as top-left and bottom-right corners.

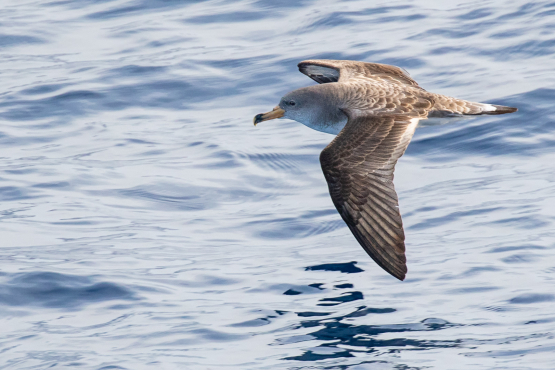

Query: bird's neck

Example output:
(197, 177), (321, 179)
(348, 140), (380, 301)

(301, 113), (348, 135)
(291, 83), (349, 135)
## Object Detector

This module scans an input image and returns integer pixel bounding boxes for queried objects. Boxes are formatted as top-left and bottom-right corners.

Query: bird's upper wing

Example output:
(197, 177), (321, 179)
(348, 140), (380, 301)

(319, 114), (421, 280)
(298, 59), (420, 88)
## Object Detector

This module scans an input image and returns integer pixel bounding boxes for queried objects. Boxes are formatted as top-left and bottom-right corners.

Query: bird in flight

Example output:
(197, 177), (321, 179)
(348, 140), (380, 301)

(254, 59), (517, 280)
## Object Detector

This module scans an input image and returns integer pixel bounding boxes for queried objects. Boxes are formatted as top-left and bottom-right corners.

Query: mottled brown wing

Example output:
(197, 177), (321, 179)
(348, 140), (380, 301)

(320, 115), (419, 280)
(298, 59), (420, 87)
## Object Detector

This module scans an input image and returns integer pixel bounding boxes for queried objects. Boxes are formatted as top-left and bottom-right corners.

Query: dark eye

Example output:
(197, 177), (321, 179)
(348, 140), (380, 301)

(288, 101), (296, 106)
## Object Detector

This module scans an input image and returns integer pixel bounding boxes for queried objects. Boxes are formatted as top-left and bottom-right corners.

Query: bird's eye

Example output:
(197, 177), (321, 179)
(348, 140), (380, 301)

(289, 101), (296, 106)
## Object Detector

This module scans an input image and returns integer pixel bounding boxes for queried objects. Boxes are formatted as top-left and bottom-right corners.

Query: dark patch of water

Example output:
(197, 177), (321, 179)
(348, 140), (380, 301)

(0, 272), (137, 308)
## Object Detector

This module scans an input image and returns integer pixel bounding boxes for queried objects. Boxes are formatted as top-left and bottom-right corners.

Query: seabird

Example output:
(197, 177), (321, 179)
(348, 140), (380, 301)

(253, 59), (517, 280)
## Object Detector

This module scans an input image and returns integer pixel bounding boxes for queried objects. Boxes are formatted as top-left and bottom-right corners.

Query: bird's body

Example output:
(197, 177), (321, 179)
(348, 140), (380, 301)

(254, 59), (517, 280)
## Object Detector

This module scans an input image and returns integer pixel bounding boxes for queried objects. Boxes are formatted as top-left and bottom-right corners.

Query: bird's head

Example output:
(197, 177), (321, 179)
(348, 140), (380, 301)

(253, 85), (345, 129)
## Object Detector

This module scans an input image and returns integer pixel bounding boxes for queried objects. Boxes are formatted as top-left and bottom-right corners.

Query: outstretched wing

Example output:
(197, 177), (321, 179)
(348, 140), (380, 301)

(298, 59), (420, 88)
(319, 114), (420, 280)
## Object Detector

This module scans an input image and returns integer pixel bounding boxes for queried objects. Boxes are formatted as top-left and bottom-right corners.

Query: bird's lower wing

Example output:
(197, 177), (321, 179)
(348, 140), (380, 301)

(319, 115), (419, 280)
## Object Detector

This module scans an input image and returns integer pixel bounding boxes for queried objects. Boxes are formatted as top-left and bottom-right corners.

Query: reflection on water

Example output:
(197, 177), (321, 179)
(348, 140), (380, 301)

(284, 317), (459, 362)
(1, 0), (555, 369)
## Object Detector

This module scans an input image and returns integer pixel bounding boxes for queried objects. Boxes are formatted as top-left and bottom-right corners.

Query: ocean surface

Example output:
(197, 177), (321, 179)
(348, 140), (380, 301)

(1, 0), (555, 369)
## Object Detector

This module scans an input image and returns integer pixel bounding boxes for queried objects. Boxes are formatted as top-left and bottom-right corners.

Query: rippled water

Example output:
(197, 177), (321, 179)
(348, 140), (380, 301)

(1, 0), (555, 369)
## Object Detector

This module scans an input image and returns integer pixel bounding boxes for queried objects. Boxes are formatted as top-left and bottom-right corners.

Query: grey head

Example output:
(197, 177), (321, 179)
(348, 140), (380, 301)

(254, 84), (348, 135)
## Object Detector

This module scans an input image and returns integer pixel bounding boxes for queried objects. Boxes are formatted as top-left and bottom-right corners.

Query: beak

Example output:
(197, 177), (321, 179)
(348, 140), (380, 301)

(253, 106), (285, 126)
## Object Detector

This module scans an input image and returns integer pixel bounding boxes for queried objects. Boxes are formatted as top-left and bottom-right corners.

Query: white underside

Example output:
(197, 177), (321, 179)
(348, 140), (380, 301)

(302, 117), (349, 135)
(419, 115), (474, 127)
(318, 122), (347, 135)
(298, 113), (474, 136)
(302, 115), (471, 135)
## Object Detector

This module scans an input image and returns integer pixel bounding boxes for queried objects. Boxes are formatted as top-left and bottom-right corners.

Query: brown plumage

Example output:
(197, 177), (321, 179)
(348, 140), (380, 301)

(298, 59), (517, 117)
(320, 115), (421, 280)
(254, 59), (517, 280)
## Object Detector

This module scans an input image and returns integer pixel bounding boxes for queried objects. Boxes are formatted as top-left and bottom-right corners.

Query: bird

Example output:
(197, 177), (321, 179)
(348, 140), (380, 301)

(253, 59), (517, 281)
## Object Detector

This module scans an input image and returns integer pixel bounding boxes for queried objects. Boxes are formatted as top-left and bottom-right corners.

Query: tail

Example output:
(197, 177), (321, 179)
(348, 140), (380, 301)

(486, 104), (518, 115)
(428, 93), (517, 117)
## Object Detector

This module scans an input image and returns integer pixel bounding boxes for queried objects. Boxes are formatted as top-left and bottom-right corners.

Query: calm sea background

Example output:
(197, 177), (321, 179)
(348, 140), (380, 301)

(1, 0), (555, 369)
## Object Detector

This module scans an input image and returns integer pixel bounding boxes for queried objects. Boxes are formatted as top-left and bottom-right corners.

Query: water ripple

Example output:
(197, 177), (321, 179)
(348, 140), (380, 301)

(1, 0), (555, 369)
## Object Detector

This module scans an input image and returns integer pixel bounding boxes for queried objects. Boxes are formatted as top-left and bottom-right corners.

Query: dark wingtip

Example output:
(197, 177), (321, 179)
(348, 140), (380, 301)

(490, 105), (518, 115)
(385, 264), (407, 281)
(393, 269), (406, 281)
(297, 61), (309, 73)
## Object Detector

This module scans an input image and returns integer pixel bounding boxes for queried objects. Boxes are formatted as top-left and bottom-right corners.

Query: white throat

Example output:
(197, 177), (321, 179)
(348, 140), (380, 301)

(306, 116), (348, 135)
(289, 113), (348, 135)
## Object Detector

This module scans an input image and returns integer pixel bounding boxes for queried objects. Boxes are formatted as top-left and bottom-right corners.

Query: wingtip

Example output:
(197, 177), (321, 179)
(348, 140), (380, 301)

(297, 60), (313, 68)
(298, 59), (337, 69)
(392, 269), (406, 281)
(297, 60), (319, 71)
(381, 262), (407, 281)
(391, 261), (408, 281)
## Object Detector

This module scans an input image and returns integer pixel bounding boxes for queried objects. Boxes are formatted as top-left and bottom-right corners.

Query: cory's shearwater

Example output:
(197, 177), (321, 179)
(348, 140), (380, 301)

(254, 59), (517, 280)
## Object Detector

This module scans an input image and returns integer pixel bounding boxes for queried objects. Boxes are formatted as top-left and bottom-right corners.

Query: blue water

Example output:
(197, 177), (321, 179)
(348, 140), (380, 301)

(1, 0), (555, 369)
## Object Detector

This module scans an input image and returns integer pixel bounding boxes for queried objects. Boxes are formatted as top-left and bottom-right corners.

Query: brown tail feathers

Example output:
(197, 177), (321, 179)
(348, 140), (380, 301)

(429, 93), (517, 117)
(486, 104), (518, 115)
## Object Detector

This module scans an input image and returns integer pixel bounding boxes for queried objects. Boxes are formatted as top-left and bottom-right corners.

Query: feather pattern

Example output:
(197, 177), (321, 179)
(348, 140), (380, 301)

(320, 115), (419, 280)
(298, 59), (420, 87)
(255, 59), (517, 280)
(298, 59), (517, 116)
